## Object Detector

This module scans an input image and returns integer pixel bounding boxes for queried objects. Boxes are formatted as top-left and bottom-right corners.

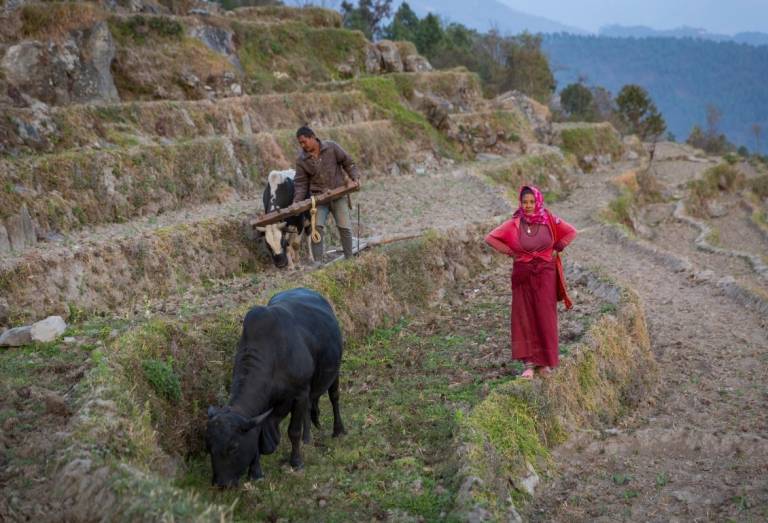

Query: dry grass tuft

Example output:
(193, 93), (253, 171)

(19, 2), (105, 40)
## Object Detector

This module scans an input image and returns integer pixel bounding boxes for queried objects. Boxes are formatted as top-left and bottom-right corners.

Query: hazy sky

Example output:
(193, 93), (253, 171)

(500, 0), (768, 34)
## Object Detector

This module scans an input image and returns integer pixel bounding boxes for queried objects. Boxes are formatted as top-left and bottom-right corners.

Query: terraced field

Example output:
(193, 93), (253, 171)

(1, 2), (767, 522)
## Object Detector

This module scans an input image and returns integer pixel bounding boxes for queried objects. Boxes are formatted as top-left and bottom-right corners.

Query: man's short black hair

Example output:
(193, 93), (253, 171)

(296, 126), (316, 139)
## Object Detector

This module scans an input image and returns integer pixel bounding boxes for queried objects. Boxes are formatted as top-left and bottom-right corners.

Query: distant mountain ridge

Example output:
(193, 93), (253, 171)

(599, 24), (768, 47)
(396, 0), (587, 36)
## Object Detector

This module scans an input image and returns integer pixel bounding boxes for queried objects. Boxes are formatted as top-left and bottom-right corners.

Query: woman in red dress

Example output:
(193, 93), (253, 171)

(485, 186), (577, 379)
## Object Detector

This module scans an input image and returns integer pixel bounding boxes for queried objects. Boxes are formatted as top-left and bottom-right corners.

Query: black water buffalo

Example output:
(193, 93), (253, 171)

(205, 288), (345, 487)
(257, 169), (311, 269)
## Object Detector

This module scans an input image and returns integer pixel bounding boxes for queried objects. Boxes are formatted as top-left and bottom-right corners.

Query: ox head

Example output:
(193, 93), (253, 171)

(256, 222), (298, 268)
(205, 405), (272, 488)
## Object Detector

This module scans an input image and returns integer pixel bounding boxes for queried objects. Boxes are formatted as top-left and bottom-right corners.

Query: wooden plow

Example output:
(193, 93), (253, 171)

(249, 182), (361, 228)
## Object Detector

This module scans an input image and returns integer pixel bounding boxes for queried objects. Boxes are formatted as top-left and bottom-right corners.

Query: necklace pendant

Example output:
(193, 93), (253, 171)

(526, 227), (531, 234)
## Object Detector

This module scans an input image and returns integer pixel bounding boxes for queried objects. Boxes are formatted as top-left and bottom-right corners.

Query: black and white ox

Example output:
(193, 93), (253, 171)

(257, 170), (311, 269)
(205, 288), (345, 487)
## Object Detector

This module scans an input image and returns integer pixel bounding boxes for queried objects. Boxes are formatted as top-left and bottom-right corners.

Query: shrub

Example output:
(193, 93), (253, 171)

(142, 357), (182, 402)
(109, 15), (184, 46)
(749, 175), (768, 199)
(687, 163), (745, 217)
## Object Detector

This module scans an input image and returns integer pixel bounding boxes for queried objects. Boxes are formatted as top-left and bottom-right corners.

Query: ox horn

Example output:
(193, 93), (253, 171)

(241, 408), (274, 432)
(255, 226), (267, 233)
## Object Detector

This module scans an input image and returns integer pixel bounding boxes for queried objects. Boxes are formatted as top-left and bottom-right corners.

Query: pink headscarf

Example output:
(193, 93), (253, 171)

(512, 185), (550, 225)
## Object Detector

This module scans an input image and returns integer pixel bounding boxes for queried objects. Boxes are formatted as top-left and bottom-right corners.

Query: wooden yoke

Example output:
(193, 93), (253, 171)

(250, 181), (360, 228)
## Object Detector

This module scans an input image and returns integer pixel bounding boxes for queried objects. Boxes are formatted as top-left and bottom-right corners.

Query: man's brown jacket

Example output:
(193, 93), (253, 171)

(293, 140), (360, 203)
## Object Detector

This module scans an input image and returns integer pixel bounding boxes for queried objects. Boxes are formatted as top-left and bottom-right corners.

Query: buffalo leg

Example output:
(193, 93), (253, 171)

(310, 396), (320, 428)
(288, 393), (309, 469)
(248, 455), (264, 481)
(329, 376), (346, 437)
(302, 406), (311, 444)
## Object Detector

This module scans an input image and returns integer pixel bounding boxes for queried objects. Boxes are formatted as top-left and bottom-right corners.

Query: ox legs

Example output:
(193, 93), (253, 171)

(329, 377), (346, 437)
(288, 392), (309, 469)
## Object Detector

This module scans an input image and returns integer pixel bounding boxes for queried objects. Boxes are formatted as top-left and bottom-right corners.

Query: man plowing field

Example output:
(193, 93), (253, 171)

(294, 126), (361, 262)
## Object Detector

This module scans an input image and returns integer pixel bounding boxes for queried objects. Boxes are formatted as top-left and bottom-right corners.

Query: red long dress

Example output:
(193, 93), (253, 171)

(485, 214), (577, 367)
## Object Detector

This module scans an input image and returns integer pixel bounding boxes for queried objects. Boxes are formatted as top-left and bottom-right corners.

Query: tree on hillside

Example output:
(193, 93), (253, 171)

(560, 83), (595, 120)
(340, 0), (392, 40)
(615, 84), (666, 141)
(706, 104), (722, 137)
(686, 123), (735, 155)
(501, 32), (555, 103)
(591, 86), (620, 125)
(383, 10), (555, 101)
(383, 2), (419, 42)
(414, 13), (443, 57)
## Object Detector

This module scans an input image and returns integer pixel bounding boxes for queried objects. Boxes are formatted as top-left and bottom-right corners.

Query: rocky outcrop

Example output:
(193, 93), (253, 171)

(376, 40), (404, 73)
(1, 20), (118, 106)
(0, 326), (32, 347)
(30, 315), (67, 343)
(364, 42), (382, 74)
(413, 92), (453, 130)
(493, 90), (552, 143)
(2, 204), (37, 254)
(403, 54), (432, 72)
(188, 24), (242, 70)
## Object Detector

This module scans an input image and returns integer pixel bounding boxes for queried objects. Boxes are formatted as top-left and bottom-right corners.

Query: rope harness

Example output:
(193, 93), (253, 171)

(309, 196), (322, 244)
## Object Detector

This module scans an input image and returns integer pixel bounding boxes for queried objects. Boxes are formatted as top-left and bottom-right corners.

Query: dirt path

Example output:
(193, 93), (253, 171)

(523, 164), (768, 521)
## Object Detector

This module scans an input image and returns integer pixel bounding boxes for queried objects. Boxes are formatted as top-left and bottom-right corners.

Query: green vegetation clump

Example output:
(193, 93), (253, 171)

(559, 123), (624, 171)
(481, 152), (572, 201)
(142, 358), (182, 403)
(748, 175), (768, 199)
(108, 15), (184, 46)
(356, 76), (459, 158)
(687, 163), (745, 217)
(467, 390), (550, 465)
(235, 21), (367, 92)
(606, 189), (635, 229)
(615, 84), (666, 141)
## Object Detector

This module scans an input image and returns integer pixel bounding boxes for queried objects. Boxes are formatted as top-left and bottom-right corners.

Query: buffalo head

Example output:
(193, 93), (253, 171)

(205, 406), (272, 488)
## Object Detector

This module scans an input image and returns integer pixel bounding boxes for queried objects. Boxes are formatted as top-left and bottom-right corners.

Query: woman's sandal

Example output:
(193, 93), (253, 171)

(537, 366), (552, 378)
(520, 368), (535, 380)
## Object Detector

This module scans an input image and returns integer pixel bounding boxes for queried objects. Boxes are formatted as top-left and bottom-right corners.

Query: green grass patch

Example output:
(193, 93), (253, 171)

(142, 357), (182, 403)
(234, 21), (367, 92)
(108, 15), (184, 46)
(604, 189), (635, 229)
(356, 76), (460, 159)
(481, 153), (572, 198)
(559, 124), (623, 172)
